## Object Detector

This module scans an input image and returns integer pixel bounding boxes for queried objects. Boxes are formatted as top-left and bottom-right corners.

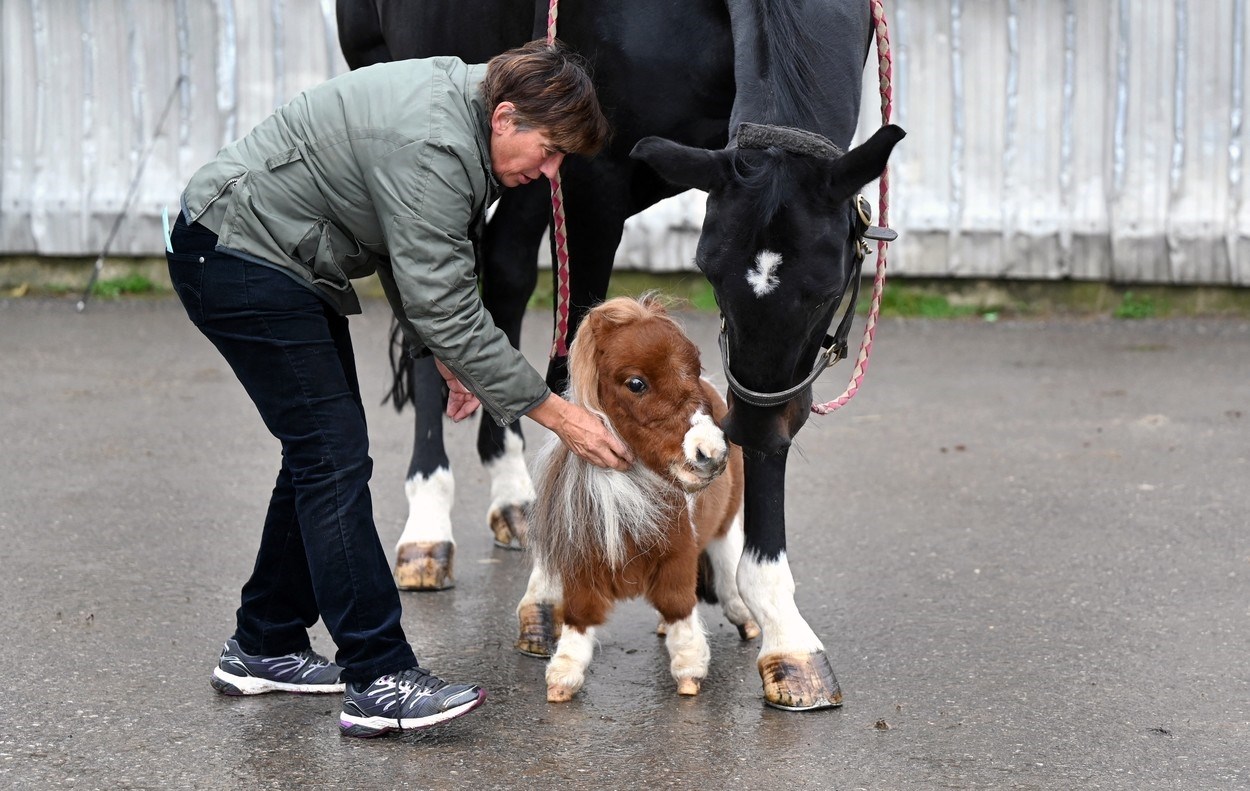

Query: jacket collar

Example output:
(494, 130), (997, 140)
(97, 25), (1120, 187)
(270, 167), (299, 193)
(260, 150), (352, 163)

(467, 64), (501, 204)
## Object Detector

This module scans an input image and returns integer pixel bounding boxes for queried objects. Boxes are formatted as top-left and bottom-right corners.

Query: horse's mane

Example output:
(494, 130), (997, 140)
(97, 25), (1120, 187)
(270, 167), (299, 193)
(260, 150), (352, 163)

(528, 438), (677, 572)
(725, 0), (843, 224)
(529, 293), (686, 571)
(750, 0), (821, 130)
(729, 149), (823, 225)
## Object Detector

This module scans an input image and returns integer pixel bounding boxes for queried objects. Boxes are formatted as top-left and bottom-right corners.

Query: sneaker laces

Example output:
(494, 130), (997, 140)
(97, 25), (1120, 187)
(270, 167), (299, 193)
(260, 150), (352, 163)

(393, 667), (444, 695)
(293, 648), (333, 669)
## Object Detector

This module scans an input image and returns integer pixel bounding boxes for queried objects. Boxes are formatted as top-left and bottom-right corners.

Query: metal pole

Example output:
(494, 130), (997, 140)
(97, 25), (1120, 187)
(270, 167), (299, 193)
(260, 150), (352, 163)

(77, 75), (185, 312)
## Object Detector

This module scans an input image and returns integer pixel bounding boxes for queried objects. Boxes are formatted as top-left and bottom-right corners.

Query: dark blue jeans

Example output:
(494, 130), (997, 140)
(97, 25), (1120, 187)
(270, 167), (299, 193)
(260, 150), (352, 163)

(166, 213), (415, 684)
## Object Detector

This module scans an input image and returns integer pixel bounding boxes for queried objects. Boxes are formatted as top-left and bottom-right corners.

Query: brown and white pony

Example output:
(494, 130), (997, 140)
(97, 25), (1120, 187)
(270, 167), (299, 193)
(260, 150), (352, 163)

(515, 295), (759, 702)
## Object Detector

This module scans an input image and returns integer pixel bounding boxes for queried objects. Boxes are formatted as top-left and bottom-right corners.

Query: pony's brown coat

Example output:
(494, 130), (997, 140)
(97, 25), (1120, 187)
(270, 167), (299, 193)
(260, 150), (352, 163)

(529, 295), (743, 632)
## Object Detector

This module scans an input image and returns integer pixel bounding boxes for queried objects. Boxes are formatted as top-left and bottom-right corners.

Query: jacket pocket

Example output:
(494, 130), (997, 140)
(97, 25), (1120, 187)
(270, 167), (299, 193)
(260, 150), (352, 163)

(296, 219), (368, 292)
(265, 146), (303, 171)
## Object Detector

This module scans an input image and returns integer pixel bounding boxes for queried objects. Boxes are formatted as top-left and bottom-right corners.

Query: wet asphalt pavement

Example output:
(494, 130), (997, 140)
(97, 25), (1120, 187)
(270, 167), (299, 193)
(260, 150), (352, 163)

(1, 296), (1247, 790)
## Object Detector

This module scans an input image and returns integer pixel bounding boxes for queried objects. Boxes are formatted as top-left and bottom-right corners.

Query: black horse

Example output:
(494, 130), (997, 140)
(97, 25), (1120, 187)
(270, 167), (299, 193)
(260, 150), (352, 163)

(337, 0), (903, 710)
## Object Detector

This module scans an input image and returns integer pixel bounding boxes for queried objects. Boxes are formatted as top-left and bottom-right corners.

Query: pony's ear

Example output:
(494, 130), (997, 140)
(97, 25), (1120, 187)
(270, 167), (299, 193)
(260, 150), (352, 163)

(567, 309), (603, 413)
(630, 137), (733, 193)
(827, 124), (905, 204)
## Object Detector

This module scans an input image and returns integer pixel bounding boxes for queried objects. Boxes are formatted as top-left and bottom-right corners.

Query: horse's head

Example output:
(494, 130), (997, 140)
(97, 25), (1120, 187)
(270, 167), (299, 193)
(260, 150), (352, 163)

(569, 295), (728, 493)
(631, 124), (905, 454)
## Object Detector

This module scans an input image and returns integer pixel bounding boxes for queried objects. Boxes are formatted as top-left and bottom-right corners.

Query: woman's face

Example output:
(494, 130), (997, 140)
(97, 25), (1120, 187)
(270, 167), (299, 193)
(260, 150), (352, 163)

(489, 102), (566, 188)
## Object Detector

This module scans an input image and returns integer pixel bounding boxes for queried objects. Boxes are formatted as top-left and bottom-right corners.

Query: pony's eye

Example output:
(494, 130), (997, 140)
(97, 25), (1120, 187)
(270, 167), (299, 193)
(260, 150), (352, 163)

(625, 376), (648, 394)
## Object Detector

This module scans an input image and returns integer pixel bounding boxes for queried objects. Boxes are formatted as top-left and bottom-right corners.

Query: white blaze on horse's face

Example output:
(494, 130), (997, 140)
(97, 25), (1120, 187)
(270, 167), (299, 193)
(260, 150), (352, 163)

(746, 249), (783, 298)
(672, 408), (729, 493)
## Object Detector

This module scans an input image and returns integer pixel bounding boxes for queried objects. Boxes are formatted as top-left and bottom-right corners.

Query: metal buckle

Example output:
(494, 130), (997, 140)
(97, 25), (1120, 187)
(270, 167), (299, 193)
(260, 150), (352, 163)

(855, 193), (898, 243)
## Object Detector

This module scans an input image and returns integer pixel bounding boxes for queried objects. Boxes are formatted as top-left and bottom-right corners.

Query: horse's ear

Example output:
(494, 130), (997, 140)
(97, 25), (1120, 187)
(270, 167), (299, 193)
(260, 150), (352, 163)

(630, 137), (733, 193)
(827, 124), (906, 204)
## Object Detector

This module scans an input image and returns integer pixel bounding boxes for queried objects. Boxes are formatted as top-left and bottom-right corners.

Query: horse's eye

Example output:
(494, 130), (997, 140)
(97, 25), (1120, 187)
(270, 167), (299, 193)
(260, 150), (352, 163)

(625, 376), (648, 394)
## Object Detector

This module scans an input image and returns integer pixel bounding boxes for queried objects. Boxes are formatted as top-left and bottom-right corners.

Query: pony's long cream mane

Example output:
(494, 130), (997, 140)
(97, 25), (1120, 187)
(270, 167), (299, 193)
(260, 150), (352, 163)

(566, 293), (683, 414)
(528, 294), (686, 572)
(528, 439), (676, 572)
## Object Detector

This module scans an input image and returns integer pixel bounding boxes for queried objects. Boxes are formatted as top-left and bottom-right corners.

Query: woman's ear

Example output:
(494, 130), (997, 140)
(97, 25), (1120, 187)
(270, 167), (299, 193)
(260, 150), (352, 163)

(491, 102), (516, 134)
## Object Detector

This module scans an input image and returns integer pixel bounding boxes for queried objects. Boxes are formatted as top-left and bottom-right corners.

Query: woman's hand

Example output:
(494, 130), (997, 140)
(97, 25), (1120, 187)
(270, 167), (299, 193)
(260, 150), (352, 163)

(527, 394), (632, 471)
(434, 358), (481, 422)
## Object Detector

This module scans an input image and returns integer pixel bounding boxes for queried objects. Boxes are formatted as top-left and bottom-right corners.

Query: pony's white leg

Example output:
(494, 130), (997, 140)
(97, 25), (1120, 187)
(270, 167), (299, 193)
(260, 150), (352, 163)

(515, 560), (563, 657)
(394, 467), (456, 590)
(545, 625), (596, 702)
(485, 428), (534, 549)
(705, 513), (761, 640)
(738, 549), (841, 709)
(664, 610), (710, 696)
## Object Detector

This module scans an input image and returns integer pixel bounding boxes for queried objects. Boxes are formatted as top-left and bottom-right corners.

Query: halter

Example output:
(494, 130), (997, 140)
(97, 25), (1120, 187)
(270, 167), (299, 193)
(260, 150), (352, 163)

(718, 124), (896, 410)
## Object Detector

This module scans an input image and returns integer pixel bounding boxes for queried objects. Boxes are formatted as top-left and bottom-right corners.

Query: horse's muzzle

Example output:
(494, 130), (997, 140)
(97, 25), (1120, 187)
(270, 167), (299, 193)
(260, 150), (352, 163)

(721, 390), (812, 455)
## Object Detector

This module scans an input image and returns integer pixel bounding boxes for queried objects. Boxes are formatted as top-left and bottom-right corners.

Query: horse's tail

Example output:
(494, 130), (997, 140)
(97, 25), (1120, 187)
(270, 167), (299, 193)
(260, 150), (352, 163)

(382, 317), (413, 412)
(695, 550), (718, 604)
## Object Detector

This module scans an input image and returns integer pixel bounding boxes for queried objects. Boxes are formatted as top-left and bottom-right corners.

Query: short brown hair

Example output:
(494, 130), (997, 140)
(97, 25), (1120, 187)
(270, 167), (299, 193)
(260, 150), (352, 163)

(481, 39), (611, 156)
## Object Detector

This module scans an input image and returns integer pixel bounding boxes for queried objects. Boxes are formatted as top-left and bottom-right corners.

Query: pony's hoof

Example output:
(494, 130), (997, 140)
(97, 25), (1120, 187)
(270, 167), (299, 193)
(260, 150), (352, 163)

(489, 504), (528, 549)
(737, 619), (761, 641)
(546, 684), (577, 703)
(515, 603), (562, 657)
(656, 618), (668, 636)
(394, 541), (454, 591)
(758, 651), (843, 710)
(676, 677), (701, 696)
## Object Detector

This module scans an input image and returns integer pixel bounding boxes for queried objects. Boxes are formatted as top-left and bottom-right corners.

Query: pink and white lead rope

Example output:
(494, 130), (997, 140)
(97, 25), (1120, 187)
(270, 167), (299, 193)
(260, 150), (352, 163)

(812, 0), (894, 415)
(546, 0), (573, 358)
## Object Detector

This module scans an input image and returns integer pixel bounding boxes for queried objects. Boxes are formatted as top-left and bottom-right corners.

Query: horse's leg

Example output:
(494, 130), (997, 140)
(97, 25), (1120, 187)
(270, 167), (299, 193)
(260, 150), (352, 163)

(704, 513), (761, 640)
(738, 451), (843, 710)
(544, 584), (609, 702)
(545, 624), (596, 703)
(477, 183), (548, 548)
(515, 556), (564, 658)
(662, 609), (710, 696)
(648, 553), (712, 696)
(393, 355), (457, 591)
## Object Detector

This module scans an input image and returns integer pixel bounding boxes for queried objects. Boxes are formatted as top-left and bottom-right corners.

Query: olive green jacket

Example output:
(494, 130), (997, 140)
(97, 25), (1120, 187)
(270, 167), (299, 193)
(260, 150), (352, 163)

(181, 57), (549, 425)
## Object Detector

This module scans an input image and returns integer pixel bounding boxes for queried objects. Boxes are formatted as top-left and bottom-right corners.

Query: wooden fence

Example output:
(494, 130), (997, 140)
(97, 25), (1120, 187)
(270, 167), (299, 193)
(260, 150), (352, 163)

(2, 0), (1247, 285)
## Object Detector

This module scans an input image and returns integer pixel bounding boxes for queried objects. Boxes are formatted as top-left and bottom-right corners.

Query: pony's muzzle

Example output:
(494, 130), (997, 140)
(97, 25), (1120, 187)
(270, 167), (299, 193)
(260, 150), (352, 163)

(675, 412), (730, 491)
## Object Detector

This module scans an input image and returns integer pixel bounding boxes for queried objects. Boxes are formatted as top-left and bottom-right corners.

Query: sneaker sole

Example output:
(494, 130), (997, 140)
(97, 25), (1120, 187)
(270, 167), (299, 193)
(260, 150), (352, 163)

(211, 667), (346, 696)
(339, 688), (487, 737)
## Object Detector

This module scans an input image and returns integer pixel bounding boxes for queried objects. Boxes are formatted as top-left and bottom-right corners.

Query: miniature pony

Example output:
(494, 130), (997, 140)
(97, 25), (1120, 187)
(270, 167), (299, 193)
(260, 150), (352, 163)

(516, 295), (758, 701)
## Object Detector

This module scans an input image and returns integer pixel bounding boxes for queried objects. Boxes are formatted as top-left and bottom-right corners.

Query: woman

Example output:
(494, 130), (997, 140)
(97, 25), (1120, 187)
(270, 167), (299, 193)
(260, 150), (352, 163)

(166, 40), (630, 738)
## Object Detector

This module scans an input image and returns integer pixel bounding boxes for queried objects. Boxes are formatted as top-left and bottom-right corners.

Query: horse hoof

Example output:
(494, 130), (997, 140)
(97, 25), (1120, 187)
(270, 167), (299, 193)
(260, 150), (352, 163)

(676, 677), (701, 696)
(394, 541), (454, 591)
(737, 620), (761, 641)
(489, 505), (528, 550)
(656, 618), (668, 636)
(515, 602), (562, 657)
(758, 651), (843, 710)
(546, 684), (577, 703)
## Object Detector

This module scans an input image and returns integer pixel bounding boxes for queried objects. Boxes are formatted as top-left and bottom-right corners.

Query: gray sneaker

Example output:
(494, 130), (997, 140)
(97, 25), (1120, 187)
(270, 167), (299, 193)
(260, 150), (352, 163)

(210, 638), (345, 695)
(339, 666), (486, 737)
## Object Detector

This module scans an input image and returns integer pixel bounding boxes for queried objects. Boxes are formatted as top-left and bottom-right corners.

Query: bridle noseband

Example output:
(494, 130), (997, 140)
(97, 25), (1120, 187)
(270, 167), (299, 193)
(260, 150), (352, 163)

(719, 123), (896, 410)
